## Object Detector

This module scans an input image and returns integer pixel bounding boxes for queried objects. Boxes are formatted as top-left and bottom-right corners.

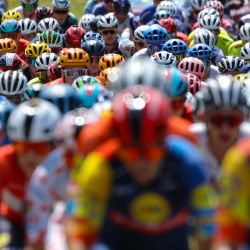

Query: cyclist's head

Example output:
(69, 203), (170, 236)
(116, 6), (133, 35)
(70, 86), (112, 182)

(52, 0), (70, 24)
(19, 18), (37, 41)
(218, 56), (245, 75)
(21, 0), (38, 18)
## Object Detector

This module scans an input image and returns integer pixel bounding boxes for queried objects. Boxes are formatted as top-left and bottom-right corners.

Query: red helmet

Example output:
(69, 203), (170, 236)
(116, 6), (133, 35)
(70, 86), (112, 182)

(65, 25), (86, 48)
(159, 17), (177, 34)
(112, 85), (171, 145)
(185, 73), (207, 95)
(48, 60), (62, 80)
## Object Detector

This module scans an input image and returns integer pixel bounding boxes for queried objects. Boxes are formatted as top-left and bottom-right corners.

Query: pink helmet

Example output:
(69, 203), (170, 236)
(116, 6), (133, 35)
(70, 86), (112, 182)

(178, 57), (205, 79)
(205, 0), (224, 17)
(185, 73), (207, 95)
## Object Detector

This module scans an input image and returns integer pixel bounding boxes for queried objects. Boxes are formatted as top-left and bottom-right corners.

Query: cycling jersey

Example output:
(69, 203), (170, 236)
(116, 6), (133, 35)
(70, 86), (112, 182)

(228, 40), (245, 56)
(27, 77), (42, 86)
(92, 2), (108, 15)
(18, 39), (30, 61)
(66, 136), (217, 250)
(84, 0), (98, 14)
(58, 12), (78, 34)
(118, 12), (139, 35)
(45, 77), (64, 87)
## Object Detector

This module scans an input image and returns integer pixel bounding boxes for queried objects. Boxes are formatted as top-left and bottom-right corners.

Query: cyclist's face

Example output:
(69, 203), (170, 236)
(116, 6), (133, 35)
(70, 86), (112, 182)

(101, 29), (117, 46)
(23, 8), (36, 18)
(87, 57), (100, 76)
(53, 11), (68, 24)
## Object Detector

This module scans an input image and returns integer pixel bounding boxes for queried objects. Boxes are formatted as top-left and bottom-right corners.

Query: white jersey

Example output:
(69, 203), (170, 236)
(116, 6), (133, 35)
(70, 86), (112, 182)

(131, 48), (149, 61)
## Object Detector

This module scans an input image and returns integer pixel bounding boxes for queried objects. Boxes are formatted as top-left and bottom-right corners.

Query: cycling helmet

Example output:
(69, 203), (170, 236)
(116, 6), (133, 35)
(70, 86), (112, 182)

(218, 56), (245, 73)
(163, 67), (187, 97)
(81, 39), (106, 57)
(25, 42), (51, 58)
(89, 16), (102, 33)
(37, 18), (60, 33)
(113, 0), (131, 14)
(190, 0), (208, 10)
(19, 18), (37, 35)
(143, 24), (168, 44)
(0, 71), (27, 96)
(197, 8), (220, 22)
(0, 53), (22, 70)
(79, 14), (96, 31)
(178, 57), (205, 79)
(241, 42), (250, 60)
(199, 14), (221, 30)
(112, 58), (167, 94)
(133, 25), (148, 42)
(0, 99), (15, 129)
(21, 0), (38, 5)
(0, 19), (20, 33)
(156, 1), (177, 18)
(153, 10), (171, 24)
(113, 85), (170, 144)
(162, 38), (188, 55)
(151, 51), (177, 67)
(159, 17), (177, 35)
(239, 23), (250, 41)
(39, 84), (80, 114)
(35, 53), (59, 71)
(78, 83), (107, 108)
(59, 48), (90, 68)
(82, 31), (104, 44)
(195, 75), (247, 112)
(193, 28), (216, 48)
(0, 39), (17, 55)
(65, 25), (85, 48)
(72, 75), (100, 90)
(205, 0), (224, 17)
(97, 14), (118, 30)
(7, 99), (61, 142)
(52, 0), (70, 10)
(187, 43), (213, 59)
(99, 53), (124, 71)
(39, 30), (63, 48)
(185, 73), (206, 95)
(22, 83), (45, 101)
(233, 73), (249, 83)
(35, 6), (53, 22)
(2, 10), (21, 22)
(48, 61), (62, 80)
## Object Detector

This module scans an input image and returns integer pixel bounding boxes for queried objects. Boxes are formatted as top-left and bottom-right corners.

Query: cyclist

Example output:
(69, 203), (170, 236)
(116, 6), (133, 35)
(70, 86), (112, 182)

(19, 18), (38, 41)
(52, 0), (78, 33)
(218, 56), (245, 76)
(92, 0), (114, 16)
(14, 0), (38, 19)
(65, 25), (85, 48)
(0, 98), (61, 249)
(0, 52), (27, 72)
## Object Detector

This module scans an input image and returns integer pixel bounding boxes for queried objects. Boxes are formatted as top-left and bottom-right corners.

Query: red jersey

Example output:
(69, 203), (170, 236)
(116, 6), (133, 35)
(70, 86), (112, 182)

(17, 39), (30, 61)
(45, 77), (64, 87)
(0, 145), (27, 225)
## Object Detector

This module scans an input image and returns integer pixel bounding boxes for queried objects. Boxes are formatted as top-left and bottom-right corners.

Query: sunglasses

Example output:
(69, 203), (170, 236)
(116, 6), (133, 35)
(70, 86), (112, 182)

(209, 115), (242, 128)
(1, 33), (18, 40)
(171, 98), (186, 111)
(63, 68), (88, 77)
(53, 9), (68, 14)
(102, 30), (116, 35)
(15, 142), (51, 155)
(22, 3), (37, 10)
(28, 58), (36, 66)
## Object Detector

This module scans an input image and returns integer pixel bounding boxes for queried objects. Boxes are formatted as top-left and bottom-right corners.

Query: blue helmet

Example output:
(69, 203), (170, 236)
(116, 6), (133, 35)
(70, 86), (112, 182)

(81, 39), (106, 57)
(39, 84), (80, 114)
(82, 31), (105, 44)
(165, 67), (187, 97)
(143, 24), (168, 44)
(78, 83), (107, 108)
(153, 10), (171, 23)
(113, 0), (131, 14)
(0, 19), (20, 33)
(162, 38), (188, 55)
(0, 98), (15, 129)
(187, 43), (213, 59)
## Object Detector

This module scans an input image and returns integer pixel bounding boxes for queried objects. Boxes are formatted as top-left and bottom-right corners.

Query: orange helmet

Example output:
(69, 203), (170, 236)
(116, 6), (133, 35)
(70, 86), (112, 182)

(0, 38), (17, 55)
(98, 53), (125, 71)
(59, 48), (90, 68)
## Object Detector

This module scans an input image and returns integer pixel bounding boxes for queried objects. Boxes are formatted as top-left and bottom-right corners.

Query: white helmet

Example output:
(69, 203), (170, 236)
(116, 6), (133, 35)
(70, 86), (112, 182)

(239, 23), (250, 41)
(218, 56), (245, 73)
(97, 14), (118, 30)
(241, 42), (250, 60)
(194, 28), (216, 48)
(199, 14), (221, 30)
(151, 51), (177, 67)
(7, 99), (61, 142)
(35, 52), (59, 71)
(0, 70), (27, 95)
(79, 14), (96, 31)
(156, 1), (177, 17)
(133, 25), (148, 42)
(190, 0), (208, 10)
(38, 18), (60, 33)
(19, 18), (37, 35)
(197, 8), (220, 22)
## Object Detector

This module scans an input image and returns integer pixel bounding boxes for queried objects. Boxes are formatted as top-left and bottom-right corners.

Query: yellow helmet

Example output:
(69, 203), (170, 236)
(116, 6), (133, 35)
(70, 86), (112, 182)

(59, 48), (90, 68)
(2, 10), (21, 22)
(0, 38), (17, 55)
(233, 73), (249, 83)
(98, 53), (125, 71)
(25, 42), (51, 58)
(98, 67), (119, 88)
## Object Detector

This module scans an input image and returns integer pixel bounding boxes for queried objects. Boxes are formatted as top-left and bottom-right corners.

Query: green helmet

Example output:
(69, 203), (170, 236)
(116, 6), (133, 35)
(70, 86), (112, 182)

(39, 30), (63, 48)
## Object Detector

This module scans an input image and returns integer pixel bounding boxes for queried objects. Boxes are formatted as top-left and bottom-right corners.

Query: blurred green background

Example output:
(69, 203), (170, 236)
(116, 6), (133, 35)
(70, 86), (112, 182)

(8, 0), (87, 19)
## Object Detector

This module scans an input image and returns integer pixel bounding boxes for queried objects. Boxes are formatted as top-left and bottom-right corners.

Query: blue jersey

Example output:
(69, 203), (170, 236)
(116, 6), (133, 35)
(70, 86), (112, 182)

(92, 3), (107, 15)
